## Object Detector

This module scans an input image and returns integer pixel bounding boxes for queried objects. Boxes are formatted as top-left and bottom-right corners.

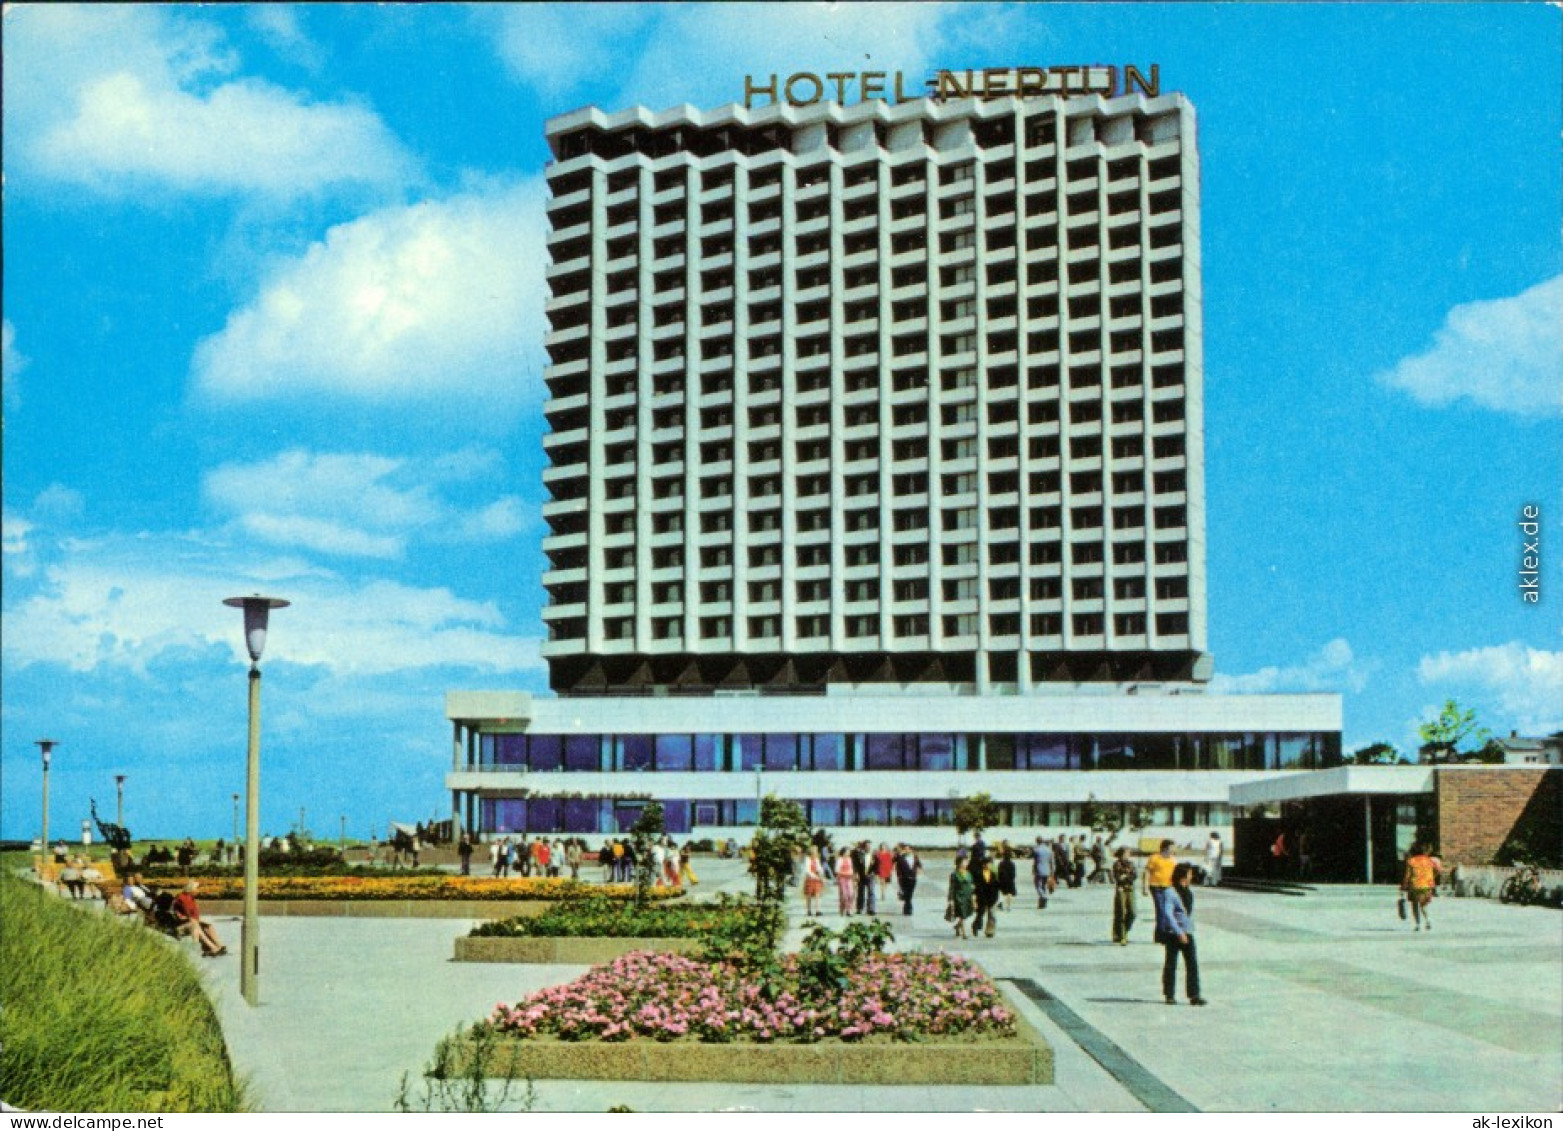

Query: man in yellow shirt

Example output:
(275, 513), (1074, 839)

(1143, 839), (1177, 902)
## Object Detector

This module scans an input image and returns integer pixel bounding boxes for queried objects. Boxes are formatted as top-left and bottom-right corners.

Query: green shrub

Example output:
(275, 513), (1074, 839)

(471, 897), (760, 939)
(0, 872), (247, 1112)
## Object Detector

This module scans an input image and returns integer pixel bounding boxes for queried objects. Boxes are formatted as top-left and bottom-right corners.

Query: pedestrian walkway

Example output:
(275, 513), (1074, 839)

(196, 858), (1562, 1112)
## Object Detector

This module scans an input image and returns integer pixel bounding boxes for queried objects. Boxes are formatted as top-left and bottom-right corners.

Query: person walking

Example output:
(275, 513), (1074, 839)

(835, 846), (856, 916)
(1111, 846), (1138, 945)
(1143, 838), (1177, 922)
(1052, 837), (1071, 887)
(946, 857), (975, 938)
(1032, 836), (1055, 908)
(566, 838), (583, 880)
(1070, 836), (1087, 888)
(874, 843), (895, 904)
(996, 843), (1018, 912)
(852, 841), (876, 915)
(1401, 842), (1442, 932)
(1204, 832), (1224, 886)
(971, 854), (1002, 938)
(894, 843), (921, 915)
(678, 841), (699, 886)
(1089, 836), (1108, 883)
(1154, 863), (1205, 1005)
(802, 847), (826, 917)
(457, 833), (473, 876)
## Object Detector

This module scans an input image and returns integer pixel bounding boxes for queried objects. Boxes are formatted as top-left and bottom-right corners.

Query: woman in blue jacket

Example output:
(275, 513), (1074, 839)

(1154, 863), (1207, 1006)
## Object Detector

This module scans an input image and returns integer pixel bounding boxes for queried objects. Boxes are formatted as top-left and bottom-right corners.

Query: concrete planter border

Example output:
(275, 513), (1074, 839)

(461, 989), (1051, 1085)
(201, 899), (553, 919)
(454, 935), (703, 964)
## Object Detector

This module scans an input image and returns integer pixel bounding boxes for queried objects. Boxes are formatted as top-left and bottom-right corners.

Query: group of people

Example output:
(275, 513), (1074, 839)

(599, 836), (699, 888)
(465, 834), (589, 879)
(800, 840), (923, 918)
(943, 837), (1022, 938)
(54, 856), (107, 900)
(110, 874), (228, 958)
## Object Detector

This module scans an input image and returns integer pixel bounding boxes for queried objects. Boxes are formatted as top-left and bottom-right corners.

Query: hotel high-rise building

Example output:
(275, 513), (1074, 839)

(539, 90), (1207, 695)
(446, 86), (1340, 842)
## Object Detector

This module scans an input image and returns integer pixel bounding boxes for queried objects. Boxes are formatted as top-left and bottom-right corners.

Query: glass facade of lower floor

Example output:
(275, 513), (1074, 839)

(474, 730), (1339, 774)
(476, 796), (1234, 837)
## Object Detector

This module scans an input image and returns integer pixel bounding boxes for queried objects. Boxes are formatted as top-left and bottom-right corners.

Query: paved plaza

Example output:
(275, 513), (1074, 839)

(195, 857), (1562, 1113)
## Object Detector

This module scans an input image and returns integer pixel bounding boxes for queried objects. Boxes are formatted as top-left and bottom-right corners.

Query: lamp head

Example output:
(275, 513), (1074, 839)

(35, 739), (58, 768)
(223, 594), (290, 662)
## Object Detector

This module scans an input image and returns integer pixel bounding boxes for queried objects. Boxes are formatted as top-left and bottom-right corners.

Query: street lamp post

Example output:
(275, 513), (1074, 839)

(232, 794), (240, 852)
(339, 815), (346, 857)
(224, 593), (289, 1007)
(36, 740), (58, 861)
(115, 774), (126, 829)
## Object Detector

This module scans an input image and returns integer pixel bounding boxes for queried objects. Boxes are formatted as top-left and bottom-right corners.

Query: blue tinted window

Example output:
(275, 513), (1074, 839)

(857, 798), (888, 824)
(865, 734), (904, 770)
(622, 734), (653, 772)
(564, 735), (600, 771)
(890, 799), (920, 824)
(918, 733), (954, 770)
(1023, 734), (1070, 769)
(495, 735), (526, 765)
(736, 734), (765, 771)
(656, 734), (693, 771)
(1096, 735), (1134, 770)
(663, 800), (690, 834)
(529, 734), (563, 771)
(985, 734), (1016, 770)
(693, 734), (721, 771)
(480, 734), (497, 764)
(766, 734), (798, 770)
(810, 798), (842, 825)
(527, 797), (560, 831)
(812, 733), (846, 770)
(613, 802), (645, 833)
(563, 798), (602, 833)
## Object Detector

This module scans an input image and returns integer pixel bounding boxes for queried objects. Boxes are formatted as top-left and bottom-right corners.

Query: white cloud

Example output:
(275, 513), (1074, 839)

(0, 527), (542, 678)
(1378, 275), (1563, 417)
(190, 182), (546, 405)
(246, 6), (326, 72)
(2, 319), (27, 411)
(485, 6), (654, 99)
(5, 5), (410, 199)
(1211, 637), (1370, 695)
(1417, 642), (1563, 735)
(485, 3), (975, 111)
(201, 448), (527, 558)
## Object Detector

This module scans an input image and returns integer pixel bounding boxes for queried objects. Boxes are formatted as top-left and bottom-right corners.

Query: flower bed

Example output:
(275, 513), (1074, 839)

(490, 949), (1017, 1043)
(180, 875), (678, 902)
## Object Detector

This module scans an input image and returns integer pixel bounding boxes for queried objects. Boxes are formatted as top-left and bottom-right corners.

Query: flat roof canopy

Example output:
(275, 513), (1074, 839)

(1229, 765), (1434, 806)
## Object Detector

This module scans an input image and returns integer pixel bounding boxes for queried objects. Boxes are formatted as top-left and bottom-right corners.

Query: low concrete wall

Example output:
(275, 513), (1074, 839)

(454, 935), (703, 964)
(200, 899), (552, 919)
(464, 1008), (1052, 1085)
(1448, 864), (1563, 900)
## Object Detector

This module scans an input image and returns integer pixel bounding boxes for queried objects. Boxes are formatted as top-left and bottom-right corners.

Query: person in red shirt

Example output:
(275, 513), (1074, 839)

(874, 843), (895, 903)
(172, 882), (226, 956)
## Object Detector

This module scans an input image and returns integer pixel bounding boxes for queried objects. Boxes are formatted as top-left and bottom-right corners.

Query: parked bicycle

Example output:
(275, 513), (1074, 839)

(1499, 865), (1543, 906)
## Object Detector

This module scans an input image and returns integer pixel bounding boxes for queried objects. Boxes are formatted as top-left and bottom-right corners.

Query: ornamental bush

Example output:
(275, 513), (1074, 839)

(487, 949), (1017, 1044)
(179, 875), (681, 902)
(471, 897), (761, 939)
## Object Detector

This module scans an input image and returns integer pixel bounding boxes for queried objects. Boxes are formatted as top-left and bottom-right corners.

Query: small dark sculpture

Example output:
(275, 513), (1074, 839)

(90, 798), (133, 851)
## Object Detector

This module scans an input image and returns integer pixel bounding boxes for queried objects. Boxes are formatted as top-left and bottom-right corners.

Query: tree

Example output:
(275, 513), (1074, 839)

(953, 792), (1002, 841)
(1417, 700), (1490, 763)
(750, 794), (810, 905)
(628, 801), (665, 907)
(1080, 795), (1154, 846)
(1351, 741), (1402, 765)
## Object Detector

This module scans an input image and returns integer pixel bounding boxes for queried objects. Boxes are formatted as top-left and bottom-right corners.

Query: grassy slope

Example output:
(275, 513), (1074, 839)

(0, 869), (247, 1112)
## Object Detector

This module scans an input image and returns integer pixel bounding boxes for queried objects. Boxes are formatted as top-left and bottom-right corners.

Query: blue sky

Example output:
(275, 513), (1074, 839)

(3, 3), (1559, 841)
